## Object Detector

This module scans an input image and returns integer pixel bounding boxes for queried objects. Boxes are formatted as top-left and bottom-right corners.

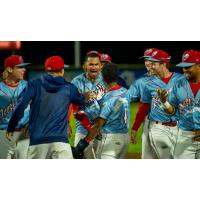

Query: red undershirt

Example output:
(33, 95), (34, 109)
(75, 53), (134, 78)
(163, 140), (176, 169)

(189, 81), (200, 97)
(160, 72), (174, 84)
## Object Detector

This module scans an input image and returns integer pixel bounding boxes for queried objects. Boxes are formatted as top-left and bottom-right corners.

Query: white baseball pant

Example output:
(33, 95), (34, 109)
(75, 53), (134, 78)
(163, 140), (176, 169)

(141, 118), (158, 159)
(148, 121), (178, 159)
(0, 130), (29, 159)
(27, 142), (73, 159)
(173, 129), (200, 159)
(96, 133), (130, 159)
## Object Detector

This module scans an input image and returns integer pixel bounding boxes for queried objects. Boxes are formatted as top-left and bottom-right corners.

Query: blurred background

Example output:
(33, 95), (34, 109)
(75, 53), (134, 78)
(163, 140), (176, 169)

(0, 41), (200, 85)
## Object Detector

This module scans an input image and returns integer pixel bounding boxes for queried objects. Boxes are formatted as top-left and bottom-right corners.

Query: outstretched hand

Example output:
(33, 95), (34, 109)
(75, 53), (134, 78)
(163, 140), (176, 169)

(157, 88), (168, 103)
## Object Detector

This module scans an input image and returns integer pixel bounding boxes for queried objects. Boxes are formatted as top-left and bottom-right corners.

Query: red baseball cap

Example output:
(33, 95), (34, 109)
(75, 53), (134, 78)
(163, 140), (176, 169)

(100, 53), (111, 63)
(86, 50), (101, 57)
(45, 56), (68, 71)
(176, 50), (200, 67)
(4, 55), (30, 68)
(146, 49), (171, 63)
(140, 48), (159, 59)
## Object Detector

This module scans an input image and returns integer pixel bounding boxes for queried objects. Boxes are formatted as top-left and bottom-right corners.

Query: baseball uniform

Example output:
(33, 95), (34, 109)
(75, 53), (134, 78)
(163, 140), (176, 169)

(0, 80), (29, 159)
(71, 73), (106, 145)
(128, 73), (157, 158)
(169, 76), (200, 158)
(96, 86), (131, 159)
(7, 74), (85, 159)
(141, 73), (183, 158)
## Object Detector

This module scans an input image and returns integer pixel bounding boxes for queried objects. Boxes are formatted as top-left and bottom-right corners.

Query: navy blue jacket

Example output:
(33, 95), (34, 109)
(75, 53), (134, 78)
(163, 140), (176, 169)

(7, 74), (85, 145)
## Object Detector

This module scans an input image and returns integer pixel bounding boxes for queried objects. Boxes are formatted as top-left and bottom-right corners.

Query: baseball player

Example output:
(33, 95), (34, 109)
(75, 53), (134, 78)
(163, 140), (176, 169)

(71, 51), (106, 158)
(73, 63), (131, 159)
(157, 50), (200, 159)
(131, 49), (183, 158)
(6, 56), (87, 159)
(100, 53), (129, 89)
(128, 48), (158, 159)
(0, 55), (30, 159)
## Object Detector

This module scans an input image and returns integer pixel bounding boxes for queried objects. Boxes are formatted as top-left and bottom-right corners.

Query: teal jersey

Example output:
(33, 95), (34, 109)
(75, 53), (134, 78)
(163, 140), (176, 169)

(71, 73), (106, 134)
(0, 80), (29, 129)
(141, 72), (183, 122)
(169, 76), (200, 131)
(99, 86), (131, 134)
(128, 73), (151, 101)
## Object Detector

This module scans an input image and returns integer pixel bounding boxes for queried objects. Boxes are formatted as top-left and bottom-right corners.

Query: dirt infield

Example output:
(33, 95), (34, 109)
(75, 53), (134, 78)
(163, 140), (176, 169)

(125, 153), (141, 159)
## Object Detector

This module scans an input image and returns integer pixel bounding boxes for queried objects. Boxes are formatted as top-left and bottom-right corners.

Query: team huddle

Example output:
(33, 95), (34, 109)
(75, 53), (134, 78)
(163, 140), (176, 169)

(0, 48), (199, 159)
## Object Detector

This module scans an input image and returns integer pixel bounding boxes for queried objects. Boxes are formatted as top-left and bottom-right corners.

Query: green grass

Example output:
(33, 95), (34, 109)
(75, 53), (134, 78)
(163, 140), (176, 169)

(69, 103), (142, 154)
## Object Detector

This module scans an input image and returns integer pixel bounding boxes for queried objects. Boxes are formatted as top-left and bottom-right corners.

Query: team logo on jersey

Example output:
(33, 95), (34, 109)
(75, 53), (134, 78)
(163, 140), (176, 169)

(183, 53), (189, 61)
(0, 102), (16, 121)
(95, 85), (106, 101)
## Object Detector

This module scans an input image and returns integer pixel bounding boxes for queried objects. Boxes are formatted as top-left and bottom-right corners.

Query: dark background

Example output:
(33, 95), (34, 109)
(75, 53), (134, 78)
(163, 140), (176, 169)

(0, 41), (200, 66)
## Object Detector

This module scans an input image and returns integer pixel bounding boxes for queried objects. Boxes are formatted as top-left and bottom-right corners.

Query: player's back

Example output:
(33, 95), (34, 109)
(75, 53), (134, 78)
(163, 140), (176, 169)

(99, 86), (130, 133)
(27, 74), (85, 145)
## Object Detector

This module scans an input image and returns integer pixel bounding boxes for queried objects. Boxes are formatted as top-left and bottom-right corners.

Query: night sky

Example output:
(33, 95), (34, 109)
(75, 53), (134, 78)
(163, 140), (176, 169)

(0, 41), (200, 67)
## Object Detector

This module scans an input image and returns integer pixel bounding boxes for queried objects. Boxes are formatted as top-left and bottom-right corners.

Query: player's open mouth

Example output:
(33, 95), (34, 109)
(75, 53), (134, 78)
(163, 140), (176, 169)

(89, 70), (98, 75)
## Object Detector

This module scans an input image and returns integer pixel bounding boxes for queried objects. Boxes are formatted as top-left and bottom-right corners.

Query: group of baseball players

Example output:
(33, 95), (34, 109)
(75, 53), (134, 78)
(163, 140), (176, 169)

(0, 48), (199, 159)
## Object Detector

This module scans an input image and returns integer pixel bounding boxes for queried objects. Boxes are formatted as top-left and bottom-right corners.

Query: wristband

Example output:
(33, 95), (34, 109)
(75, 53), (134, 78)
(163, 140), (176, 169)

(162, 101), (171, 109)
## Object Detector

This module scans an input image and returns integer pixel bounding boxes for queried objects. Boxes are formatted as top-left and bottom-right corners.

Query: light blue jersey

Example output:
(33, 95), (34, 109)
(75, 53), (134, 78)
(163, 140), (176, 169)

(99, 87), (131, 134)
(128, 73), (151, 101)
(169, 76), (200, 131)
(71, 73), (106, 134)
(0, 80), (29, 129)
(141, 73), (183, 122)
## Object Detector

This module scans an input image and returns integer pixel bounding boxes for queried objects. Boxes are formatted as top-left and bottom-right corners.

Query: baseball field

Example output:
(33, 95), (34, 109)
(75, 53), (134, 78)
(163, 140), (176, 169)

(69, 102), (143, 158)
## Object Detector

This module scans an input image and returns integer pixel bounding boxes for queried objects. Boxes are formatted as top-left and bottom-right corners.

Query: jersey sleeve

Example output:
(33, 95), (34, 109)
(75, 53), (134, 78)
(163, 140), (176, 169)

(70, 84), (85, 107)
(128, 80), (141, 102)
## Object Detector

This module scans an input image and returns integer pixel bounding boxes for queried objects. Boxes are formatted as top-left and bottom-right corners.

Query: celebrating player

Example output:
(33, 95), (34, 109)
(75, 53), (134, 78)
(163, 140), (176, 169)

(128, 48), (158, 158)
(73, 63), (131, 159)
(71, 51), (106, 158)
(157, 50), (200, 159)
(6, 56), (87, 159)
(130, 49), (183, 158)
(0, 55), (30, 159)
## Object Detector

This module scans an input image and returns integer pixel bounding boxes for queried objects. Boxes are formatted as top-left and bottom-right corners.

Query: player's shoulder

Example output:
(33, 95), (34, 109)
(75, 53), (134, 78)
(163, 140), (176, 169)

(173, 75), (187, 88)
(173, 72), (184, 79)
(19, 80), (28, 86)
(71, 73), (85, 83)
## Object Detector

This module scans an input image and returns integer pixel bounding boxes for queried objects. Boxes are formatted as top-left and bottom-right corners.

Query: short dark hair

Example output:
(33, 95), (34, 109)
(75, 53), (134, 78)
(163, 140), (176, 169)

(102, 62), (118, 83)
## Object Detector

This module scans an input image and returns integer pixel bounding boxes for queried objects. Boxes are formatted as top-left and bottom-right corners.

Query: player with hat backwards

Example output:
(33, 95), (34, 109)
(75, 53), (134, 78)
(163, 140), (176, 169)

(6, 56), (88, 159)
(157, 50), (200, 159)
(0, 55), (30, 159)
